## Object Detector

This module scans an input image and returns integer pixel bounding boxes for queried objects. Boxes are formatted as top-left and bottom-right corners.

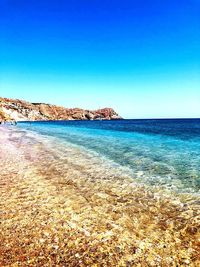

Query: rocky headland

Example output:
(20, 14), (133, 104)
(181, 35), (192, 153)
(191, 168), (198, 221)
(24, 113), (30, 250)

(0, 97), (122, 122)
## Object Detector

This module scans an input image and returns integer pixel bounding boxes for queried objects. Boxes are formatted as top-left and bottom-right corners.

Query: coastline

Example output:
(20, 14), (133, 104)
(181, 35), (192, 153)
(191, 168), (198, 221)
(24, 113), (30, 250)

(0, 97), (122, 122)
(0, 127), (199, 266)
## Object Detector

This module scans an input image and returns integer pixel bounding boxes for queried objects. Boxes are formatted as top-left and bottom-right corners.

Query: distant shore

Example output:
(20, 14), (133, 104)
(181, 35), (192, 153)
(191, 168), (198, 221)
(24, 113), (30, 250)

(0, 127), (199, 266)
(0, 96), (122, 122)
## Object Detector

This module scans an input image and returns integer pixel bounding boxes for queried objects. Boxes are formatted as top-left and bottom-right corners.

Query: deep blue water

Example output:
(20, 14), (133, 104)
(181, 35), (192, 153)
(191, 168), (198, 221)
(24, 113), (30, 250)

(18, 119), (200, 193)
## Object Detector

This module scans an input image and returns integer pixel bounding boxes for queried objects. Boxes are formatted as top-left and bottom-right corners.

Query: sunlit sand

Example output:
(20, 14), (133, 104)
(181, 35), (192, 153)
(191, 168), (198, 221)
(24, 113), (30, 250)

(0, 127), (199, 266)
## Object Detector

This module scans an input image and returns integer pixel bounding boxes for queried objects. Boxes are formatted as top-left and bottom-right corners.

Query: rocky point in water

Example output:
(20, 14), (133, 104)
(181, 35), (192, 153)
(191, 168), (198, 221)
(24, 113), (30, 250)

(0, 97), (122, 122)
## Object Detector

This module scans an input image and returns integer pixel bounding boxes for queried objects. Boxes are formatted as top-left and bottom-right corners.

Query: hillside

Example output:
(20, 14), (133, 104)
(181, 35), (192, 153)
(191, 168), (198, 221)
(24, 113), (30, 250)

(0, 97), (122, 122)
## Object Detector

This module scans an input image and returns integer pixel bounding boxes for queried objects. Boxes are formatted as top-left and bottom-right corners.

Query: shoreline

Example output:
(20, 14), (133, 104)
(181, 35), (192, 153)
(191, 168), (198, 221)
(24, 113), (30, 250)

(0, 127), (199, 266)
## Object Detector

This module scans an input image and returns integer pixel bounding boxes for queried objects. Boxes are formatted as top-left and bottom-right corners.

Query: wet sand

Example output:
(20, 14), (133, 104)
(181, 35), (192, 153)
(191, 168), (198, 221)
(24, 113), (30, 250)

(0, 127), (199, 266)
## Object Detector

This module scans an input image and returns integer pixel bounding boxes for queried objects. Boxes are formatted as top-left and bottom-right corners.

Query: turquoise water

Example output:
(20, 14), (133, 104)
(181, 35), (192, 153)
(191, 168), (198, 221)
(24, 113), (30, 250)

(18, 119), (200, 194)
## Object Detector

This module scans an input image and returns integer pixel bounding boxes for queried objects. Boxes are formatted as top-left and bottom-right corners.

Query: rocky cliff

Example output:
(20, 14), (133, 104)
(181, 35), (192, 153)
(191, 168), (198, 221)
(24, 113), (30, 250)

(0, 97), (122, 122)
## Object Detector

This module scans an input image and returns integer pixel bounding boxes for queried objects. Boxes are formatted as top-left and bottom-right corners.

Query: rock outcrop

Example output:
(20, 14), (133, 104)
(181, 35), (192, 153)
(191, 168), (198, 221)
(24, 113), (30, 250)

(0, 97), (122, 122)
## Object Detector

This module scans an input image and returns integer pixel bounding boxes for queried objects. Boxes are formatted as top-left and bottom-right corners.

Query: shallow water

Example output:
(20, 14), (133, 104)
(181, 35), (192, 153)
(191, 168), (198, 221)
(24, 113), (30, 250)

(18, 119), (200, 194)
(0, 120), (200, 266)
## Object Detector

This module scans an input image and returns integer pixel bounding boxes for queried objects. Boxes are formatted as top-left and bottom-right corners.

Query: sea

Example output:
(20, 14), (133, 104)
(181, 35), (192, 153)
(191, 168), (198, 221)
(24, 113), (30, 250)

(18, 118), (200, 195)
(1, 118), (200, 265)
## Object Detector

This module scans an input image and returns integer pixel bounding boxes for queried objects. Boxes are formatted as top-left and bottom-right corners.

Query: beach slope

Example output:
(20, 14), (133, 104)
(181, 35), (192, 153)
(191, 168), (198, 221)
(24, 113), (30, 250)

(0, 127), (199, 266)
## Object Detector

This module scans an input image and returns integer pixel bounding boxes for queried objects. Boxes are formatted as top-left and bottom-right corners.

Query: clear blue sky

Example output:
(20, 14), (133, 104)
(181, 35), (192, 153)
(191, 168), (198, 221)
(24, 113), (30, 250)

(0, 0), (199, 118)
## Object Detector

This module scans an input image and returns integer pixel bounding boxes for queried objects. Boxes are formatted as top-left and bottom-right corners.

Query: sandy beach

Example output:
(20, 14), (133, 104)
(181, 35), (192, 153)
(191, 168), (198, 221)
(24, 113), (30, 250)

(0, 127), (199, 266)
